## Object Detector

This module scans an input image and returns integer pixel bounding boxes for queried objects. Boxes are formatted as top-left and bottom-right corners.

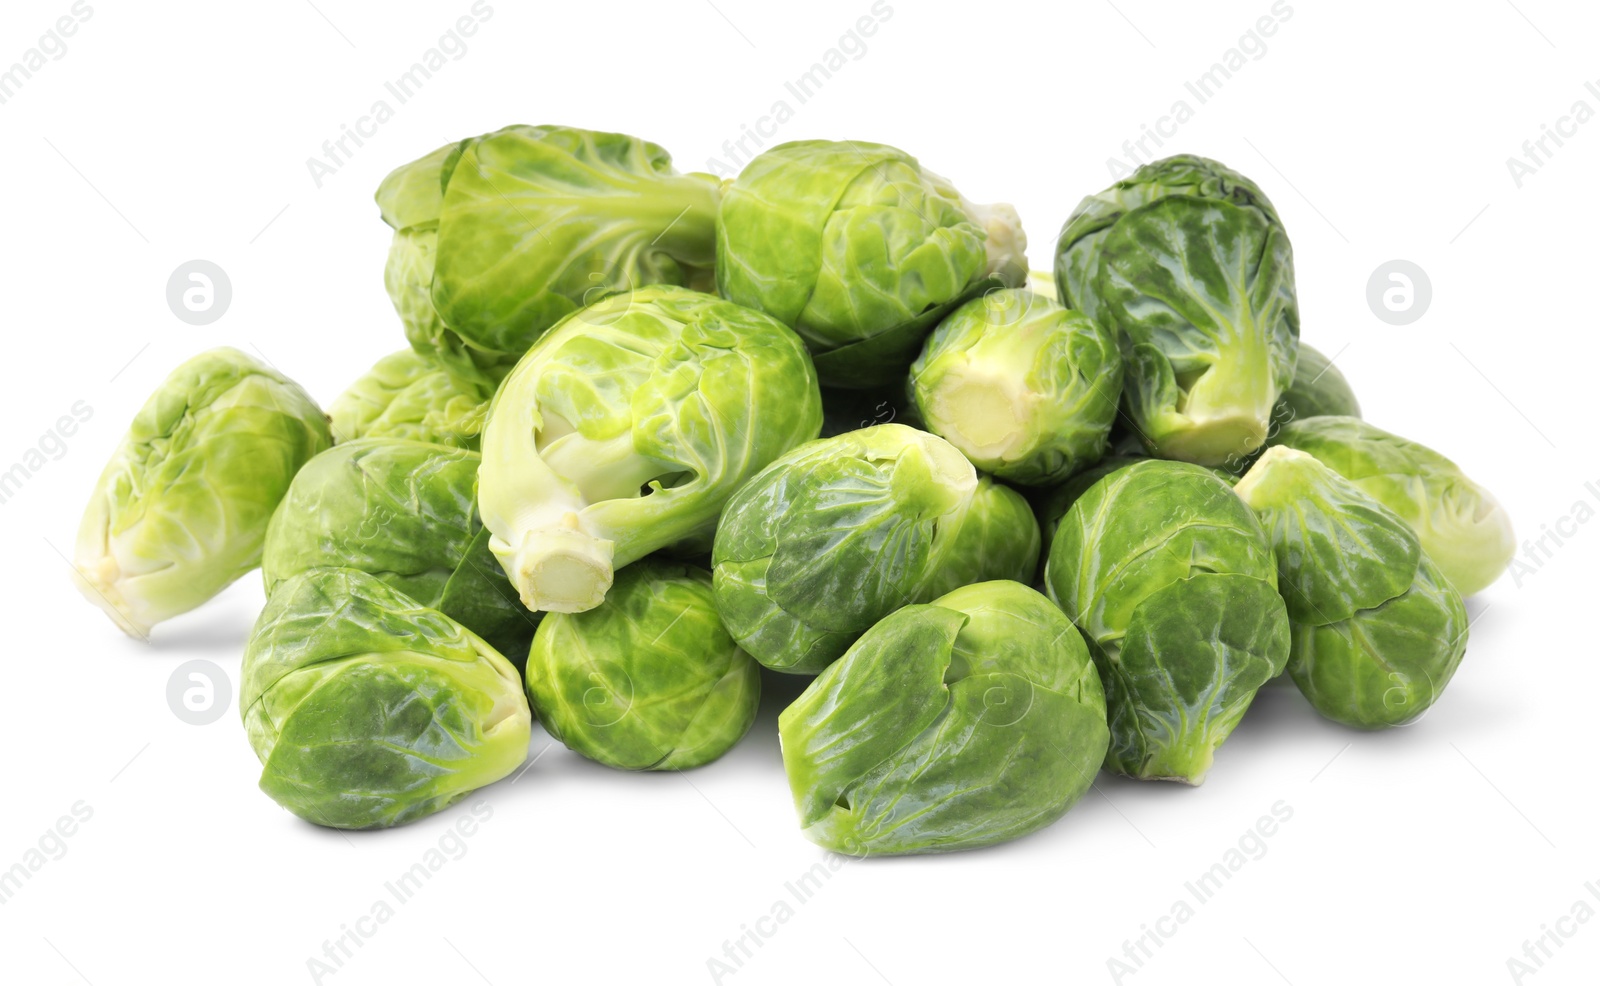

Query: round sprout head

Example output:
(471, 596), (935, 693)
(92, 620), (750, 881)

(717, 140), (1027, 388)
(910, 288), (1121, 485)
(778, 580), (1108, 855)
(712, 423), (1041, 674)
(526, 560), (759, 770)
(478, 285), (823, 613)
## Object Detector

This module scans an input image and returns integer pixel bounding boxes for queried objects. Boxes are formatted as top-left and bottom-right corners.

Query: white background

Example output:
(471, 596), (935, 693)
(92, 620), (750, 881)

(1, 1), (1595, 984)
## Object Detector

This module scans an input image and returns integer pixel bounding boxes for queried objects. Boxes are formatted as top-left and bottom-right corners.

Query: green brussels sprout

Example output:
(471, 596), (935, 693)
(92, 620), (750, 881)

(378, 125), (721, 395)
(1272, 342), (1360, 425)
(479, 285), (822, 615)
(526, 560), (758, 770)
(909, 288), (1121, 485)
(1045, 459), (1288, 783)
(1270, 416), (1514, 596)
(1236, 447), (1469, 728)
(712, 424), (1040, 674)
(1033, 456), (1145, 571)
(716, 140), (1027, 389)
(1054, 155), (1299, 466)
(261, 438), (536, 664)
(1034, 456), (1241, 577)
(327, 349), (486, 449)
(72, 348), (332, 638)
(241, 569), (531, 829)
(778, 580), (1108, 855)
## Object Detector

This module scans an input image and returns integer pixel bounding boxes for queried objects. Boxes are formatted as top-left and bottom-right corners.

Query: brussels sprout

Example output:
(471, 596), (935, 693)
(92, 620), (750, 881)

(1045, 459), (1288, 783)
(779, 580), (1108, 855)
(909, 289), (1121, 486)
(526, 560), (758, 770)
(716, 140), (1027, 389)
(1270, 416), (1515, 596)
(72, 348), (332, 638)
(261, 438), (536, 664)
(327, 349), (486, 449)
(1054, 155), (1299, 466)
(241, 569), (531, 829)
(712, 424), (1040, 674)
(1272, 342), (1360, 425)
(378, 125), (721, 395)
(1033, 456), (1145, 570)
(1034, 455), (1243, 575)
(1236, 447), (1469, 728)
(479, 285), (822, 614)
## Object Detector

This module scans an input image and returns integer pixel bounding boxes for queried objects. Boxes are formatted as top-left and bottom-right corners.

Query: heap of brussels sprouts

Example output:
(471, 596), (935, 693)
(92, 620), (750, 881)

(70, 129), (1515, 855)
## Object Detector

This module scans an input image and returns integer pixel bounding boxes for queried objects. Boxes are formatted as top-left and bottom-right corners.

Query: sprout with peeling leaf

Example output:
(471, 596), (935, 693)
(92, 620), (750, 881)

(379, 125), (722, 395)
(478, 285), (822, 614)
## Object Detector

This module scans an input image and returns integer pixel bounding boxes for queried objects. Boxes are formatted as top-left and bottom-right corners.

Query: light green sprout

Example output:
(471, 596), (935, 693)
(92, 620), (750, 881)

(1270, 416), (1514, 596)
(478, 285), (822, 614)
(717, 139), (1027, 388)
(328, 349), (486, 449)
(73, 348), (332, 638)
(379, 125), (721, 395)
(526, 560), (759, 770)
